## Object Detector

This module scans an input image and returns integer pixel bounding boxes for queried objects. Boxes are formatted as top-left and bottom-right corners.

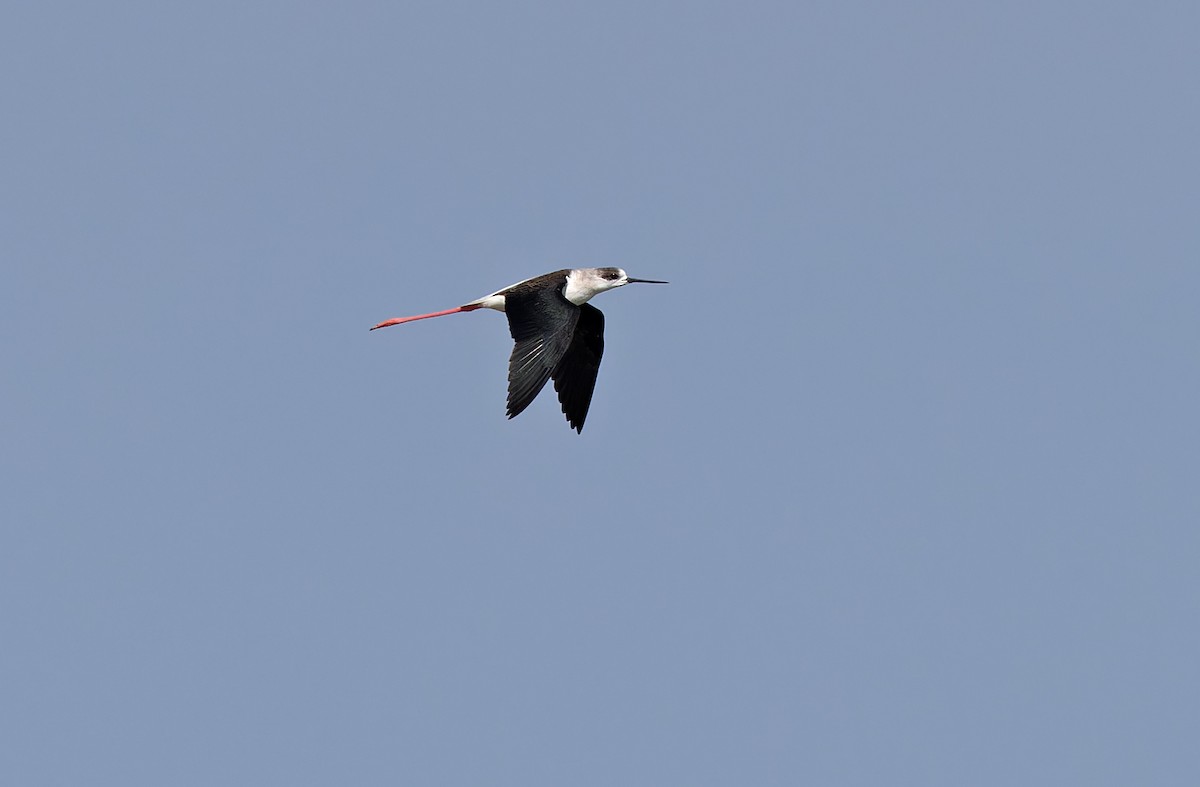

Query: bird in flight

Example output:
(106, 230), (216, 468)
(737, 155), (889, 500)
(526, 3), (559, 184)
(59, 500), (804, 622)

(371, 267), (667, 432)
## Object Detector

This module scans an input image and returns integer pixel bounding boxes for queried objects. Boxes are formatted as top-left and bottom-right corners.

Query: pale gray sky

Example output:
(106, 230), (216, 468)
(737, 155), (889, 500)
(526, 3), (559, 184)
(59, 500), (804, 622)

(3, 2), (1198, 784)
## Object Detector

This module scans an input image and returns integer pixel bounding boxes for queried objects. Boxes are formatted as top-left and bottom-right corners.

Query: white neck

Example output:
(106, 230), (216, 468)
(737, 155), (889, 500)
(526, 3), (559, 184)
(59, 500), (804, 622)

(562, 269), (613, 305)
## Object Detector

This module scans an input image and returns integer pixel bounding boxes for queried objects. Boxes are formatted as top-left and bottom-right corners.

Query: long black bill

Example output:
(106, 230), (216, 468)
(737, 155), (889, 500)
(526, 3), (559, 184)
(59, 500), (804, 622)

(627, 277), (669, 284)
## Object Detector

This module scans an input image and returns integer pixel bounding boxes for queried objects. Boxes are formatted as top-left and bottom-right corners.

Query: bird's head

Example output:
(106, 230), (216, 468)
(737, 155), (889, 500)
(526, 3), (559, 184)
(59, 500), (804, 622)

(565, 267), (669, 305)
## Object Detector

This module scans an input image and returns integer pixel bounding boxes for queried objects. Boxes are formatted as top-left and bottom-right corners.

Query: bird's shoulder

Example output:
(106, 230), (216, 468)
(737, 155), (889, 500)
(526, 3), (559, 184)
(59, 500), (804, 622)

(500, 270), (572, 299)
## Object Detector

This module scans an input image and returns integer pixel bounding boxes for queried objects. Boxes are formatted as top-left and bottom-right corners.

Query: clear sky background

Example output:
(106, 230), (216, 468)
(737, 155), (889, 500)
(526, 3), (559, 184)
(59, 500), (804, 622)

(3, 2), (1198, 784)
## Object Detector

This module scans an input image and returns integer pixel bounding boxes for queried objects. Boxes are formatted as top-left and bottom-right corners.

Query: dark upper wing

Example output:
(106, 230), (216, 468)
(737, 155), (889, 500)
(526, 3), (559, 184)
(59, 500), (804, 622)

(504, 286), (581, 421)
(552, 303), (604, 433)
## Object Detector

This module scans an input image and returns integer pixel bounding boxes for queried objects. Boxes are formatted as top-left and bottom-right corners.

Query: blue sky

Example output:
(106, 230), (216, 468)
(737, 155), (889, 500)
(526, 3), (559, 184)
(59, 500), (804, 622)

(3, 2), (1198, 784)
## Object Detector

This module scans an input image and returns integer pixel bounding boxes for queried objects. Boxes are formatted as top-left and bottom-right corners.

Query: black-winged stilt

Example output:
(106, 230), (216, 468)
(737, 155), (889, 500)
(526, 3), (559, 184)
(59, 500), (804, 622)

(371, 268), (667, 432)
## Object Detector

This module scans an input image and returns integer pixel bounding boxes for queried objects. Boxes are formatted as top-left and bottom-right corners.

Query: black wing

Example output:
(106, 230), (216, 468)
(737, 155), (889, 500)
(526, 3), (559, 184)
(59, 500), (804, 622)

(552, 303), (604, 433)
(504, 286), (581, 421)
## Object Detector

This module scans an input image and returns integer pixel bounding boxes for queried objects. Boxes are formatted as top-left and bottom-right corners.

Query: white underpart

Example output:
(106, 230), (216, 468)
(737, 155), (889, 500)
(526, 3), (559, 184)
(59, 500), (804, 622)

(465, 293), (508, 311)
(461, 273), (543, 312)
